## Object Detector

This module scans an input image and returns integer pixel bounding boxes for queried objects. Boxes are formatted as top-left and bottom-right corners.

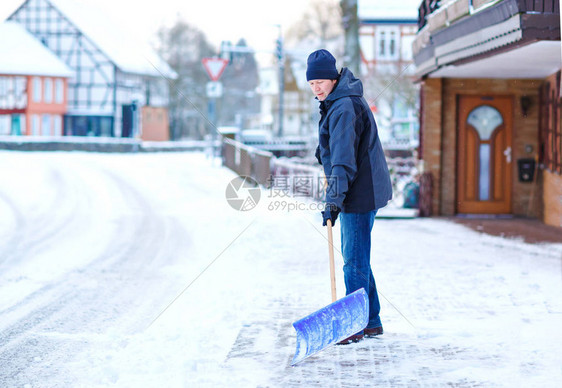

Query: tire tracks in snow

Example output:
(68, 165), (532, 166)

(44, 166), (189, 333)
(0, 157), (191, 387)
(0, 190), (25, 264)
(0, 167), (84, 269)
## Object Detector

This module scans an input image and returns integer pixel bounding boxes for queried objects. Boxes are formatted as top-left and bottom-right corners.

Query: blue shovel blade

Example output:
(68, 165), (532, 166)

(291, 288), (369, 365)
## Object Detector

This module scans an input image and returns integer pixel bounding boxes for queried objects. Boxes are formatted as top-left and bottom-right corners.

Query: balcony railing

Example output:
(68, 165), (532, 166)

(417, 0), (560, 31)
(418, 0), (442, 30)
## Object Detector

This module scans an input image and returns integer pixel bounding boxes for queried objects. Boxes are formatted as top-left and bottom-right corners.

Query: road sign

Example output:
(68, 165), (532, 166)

(202, 57), (229, 81)
(206, 81), (223, 98)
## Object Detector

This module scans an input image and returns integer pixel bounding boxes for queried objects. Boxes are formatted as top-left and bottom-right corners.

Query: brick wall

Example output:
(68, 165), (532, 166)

(543, 170), (562, 227)
(541, 72), (562, 228)
(420, 78), (443, 216)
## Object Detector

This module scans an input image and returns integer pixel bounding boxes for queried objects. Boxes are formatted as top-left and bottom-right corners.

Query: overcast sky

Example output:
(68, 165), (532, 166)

(0, 0), (311, 52)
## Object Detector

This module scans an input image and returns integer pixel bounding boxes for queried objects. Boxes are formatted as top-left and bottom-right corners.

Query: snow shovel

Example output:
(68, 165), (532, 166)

(291, 219), (369, 365)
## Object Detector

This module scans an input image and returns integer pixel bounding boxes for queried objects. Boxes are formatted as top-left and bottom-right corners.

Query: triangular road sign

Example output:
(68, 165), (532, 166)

(202, 57), (229, 81)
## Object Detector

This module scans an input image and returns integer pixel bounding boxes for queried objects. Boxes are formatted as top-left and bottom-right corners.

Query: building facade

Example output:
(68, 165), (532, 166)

(358, 0), (420, 150)
(7, 0), (176, 138)
(0, 21), (71, 136)
(413, 0), (561, 227)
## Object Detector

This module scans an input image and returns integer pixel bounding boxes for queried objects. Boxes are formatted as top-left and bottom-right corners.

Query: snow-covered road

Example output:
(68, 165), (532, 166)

(0, 151), (561, 387)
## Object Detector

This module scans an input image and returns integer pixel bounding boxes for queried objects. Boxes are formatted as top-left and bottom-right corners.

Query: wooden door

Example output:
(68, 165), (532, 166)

(457, 96), (513, 214)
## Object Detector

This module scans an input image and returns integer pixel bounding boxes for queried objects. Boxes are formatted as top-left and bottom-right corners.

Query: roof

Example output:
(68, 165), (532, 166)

(21, 0), (176, 79)
(359, 0), (420, 22)
(0, 21), (73, 77)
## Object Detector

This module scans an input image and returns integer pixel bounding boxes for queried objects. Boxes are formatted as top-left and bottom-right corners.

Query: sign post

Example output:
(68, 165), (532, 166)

(202, 57), (229, 160)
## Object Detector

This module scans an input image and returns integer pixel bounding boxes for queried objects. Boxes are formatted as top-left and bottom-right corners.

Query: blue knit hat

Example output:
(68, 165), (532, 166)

(306, 49), (338, 81)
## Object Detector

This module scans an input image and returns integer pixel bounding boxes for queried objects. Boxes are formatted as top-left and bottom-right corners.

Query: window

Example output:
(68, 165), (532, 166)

(99, 116), (113, 137)
(33, 77), (42, 102)
(378, 31), (386, 57)
(467, 106), (504, 200)
(55, 78), (64, 103)
(376, 27), (400, 60)
(65, 115), (114, 137)
(389, 32), (396, 57)
(44, 78), (53, 103)
(19, 114), (26, 135)
(42, 114), (52, 136)
(0, 77), (7, 98)
(54, 115), (62, 136)
(0, 115), (10, 135)
(0, 77), (28, 109)
(0, 77), (8, 109)
(15, 77), (27, 109)
(32, 114), (40, 135)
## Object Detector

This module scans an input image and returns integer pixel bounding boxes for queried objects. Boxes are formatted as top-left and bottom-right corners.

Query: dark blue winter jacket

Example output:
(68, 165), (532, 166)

(317, 68), (392, 213)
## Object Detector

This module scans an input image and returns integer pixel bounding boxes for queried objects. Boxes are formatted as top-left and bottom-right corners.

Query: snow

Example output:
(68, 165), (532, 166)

(358, 0), (420, 21)
(40, 0), (176, 79)
(0, 151), (561, 387)
(0, 21), (73, 77)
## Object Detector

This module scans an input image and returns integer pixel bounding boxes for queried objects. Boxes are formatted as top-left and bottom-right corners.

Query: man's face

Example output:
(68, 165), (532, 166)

(308, 79), (337, 101)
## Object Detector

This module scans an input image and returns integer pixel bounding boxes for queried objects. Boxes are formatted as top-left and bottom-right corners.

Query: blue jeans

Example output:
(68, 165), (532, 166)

(339, 210), (382, 329)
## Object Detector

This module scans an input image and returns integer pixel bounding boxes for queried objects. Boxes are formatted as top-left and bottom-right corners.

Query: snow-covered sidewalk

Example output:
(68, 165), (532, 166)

(0, 151), (561, 387)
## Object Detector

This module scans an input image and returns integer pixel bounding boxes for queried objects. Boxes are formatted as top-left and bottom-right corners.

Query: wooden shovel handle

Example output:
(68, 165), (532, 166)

(327, 219), (337, 303)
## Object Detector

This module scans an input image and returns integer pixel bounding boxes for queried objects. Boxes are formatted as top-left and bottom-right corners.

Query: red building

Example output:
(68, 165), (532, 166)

(0, 21), (72, 136)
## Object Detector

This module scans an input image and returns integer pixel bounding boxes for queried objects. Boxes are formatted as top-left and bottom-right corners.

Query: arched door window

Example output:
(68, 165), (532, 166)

(467, 105), (503, 200)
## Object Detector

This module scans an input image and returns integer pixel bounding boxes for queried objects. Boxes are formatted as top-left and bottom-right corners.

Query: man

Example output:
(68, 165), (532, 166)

(307, 49), (392, 344)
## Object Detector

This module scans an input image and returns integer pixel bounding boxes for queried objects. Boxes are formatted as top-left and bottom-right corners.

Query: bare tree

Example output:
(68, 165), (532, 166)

(364, 73), (418, 110)
(363, 70), (419, 145)
(155, 17), (216, 140)
(220, 39), (261, 128)
(285, 0), (343, 47)
(340, 0), (360, 75)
